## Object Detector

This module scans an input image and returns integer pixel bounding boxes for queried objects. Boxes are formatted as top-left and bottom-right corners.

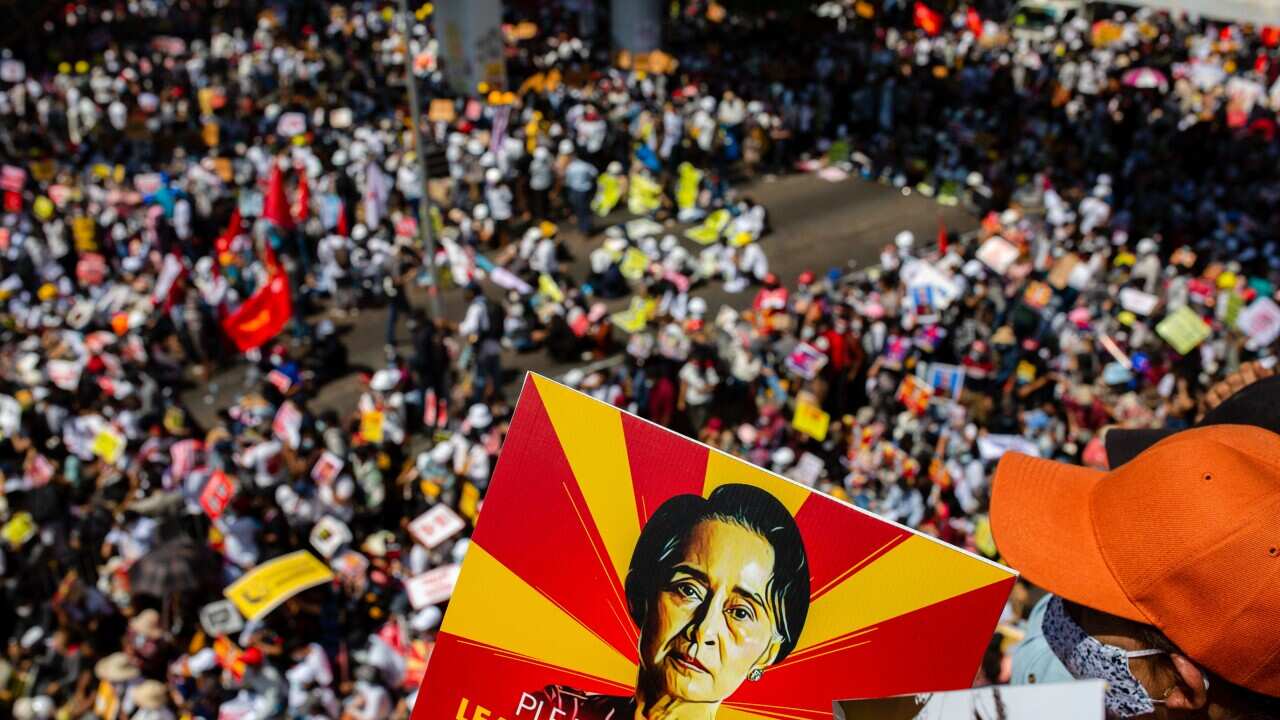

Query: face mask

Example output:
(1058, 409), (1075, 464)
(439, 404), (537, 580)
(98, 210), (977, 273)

(1042, 595), (1170, 717)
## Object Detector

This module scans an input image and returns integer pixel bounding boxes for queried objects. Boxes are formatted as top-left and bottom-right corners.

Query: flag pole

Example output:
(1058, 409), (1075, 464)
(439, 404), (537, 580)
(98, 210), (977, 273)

(396, 0), (444, 320)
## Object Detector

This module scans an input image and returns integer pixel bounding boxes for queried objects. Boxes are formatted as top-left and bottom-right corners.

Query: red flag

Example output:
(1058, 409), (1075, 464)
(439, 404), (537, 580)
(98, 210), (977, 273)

(337, 202), (349, 237)
(1263, 26), (1280, 48)
(221, 271), (292, 352)
(293, 169), (310, 224)
(914, 2), (942, 36)
(937, 217), (949, 256)
(966, 6), (983, 37)
(262, 163), (294, 231)
(215, 208), (242, 255)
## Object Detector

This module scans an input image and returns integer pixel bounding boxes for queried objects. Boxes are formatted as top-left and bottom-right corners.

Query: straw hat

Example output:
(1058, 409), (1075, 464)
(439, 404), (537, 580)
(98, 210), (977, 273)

(129, 609), (164, 640)
(94, 652), (140, 682)
(131, 679), (169, 710)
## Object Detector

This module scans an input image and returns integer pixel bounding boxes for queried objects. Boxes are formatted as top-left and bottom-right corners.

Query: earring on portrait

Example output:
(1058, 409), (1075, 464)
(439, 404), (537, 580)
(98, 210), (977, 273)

(748, 669), (763, 682)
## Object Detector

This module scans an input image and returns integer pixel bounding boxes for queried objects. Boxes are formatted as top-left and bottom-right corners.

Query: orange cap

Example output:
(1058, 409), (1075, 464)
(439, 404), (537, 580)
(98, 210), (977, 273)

(991, 424), (1280, 696)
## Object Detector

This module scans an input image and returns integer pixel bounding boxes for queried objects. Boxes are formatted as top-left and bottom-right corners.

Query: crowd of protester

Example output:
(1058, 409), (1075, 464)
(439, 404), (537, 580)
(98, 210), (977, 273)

(5, 0), (1280, 718)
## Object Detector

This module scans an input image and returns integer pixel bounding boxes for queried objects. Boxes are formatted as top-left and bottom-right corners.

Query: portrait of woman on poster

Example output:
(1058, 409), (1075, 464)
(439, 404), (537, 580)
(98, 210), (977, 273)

(530, 483), (811, 720)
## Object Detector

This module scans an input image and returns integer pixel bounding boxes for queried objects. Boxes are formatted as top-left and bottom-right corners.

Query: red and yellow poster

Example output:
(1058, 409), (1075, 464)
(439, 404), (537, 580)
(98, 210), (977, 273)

(412, 374), (1015, 720)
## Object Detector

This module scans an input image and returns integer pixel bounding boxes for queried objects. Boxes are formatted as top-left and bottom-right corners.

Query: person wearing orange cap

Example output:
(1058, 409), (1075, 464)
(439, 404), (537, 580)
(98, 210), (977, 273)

(991, 424), (1280, 718)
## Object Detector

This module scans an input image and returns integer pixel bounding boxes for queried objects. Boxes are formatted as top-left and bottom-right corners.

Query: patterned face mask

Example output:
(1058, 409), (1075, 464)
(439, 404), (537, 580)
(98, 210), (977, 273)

(1041, 595), (1170, 718)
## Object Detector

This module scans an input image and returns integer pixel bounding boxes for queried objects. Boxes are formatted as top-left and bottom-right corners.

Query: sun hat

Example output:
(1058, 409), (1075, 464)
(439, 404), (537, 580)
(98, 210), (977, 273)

(94, 652), (141, 682)
(991, 425), (1280, 696)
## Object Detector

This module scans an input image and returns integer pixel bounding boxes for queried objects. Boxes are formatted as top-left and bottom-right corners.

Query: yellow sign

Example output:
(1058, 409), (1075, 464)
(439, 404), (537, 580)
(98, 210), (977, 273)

(1156, 306), (1212, 355)
(72, 216), (96, 250)
(224, 550), (335, 621)
(92, 428), (126, 465)
(361, 411), (385, 444)
(792, 401), (831, 442)
(459, 482), (480, 522)
(619, 247), (650, 281)
(2, 511), (36, 548)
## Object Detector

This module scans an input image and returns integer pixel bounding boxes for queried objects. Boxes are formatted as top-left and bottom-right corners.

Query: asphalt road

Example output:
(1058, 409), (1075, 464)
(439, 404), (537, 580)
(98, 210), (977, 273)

(182, 172), (976, 426)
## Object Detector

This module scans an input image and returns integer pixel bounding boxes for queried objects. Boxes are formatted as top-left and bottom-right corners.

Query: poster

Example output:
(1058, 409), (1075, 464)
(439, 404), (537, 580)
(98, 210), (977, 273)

(92, 427), (127, 465)
(792, 401), (831, 441)
(896, 375), (933, 416)
(409, 504), (468, 550)
(200, 470), (237, 520)
(925, 363), (965, 400)
(310, 515), (353, 559)
(199, 600), (245, 638)
(224, 550), (335, 622)
(834, 681), (1105, 720)
(411, 374), (1016, 720)
(975, 236), (1019, 275)
(785, 342), (828, 380)
(406, 564), (463, 609)
(1237, 297), (1280, 348)
(311, 450), (345, 485)
(1156, 306), (1211, 355)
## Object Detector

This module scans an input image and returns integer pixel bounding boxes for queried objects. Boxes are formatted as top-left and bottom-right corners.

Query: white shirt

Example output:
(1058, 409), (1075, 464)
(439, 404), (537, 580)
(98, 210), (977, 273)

(679, 362), (719, 406)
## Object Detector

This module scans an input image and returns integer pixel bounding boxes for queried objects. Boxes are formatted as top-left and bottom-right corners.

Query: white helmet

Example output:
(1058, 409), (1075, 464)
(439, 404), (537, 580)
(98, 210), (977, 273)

(688, 297), (708, 317)
(473, 203), (489, 220)
(894, 230), (915, 251)
(484, 168), (502, 184)
(607, 161), (623, 174)
(558, 140), (574, 155)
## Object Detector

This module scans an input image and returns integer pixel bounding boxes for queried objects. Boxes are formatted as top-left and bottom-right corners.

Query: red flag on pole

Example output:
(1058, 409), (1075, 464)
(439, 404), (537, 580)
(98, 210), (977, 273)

(966, 6), (984, 36)
(914, 1), (943, 36)
(293, 169), (310, 225)
(937, 216), (949, 256)
(337, 202), (349, 237)
(214, 208), (242, 255)
(262, 163), (294, 231)
(221, 271), (292, 352)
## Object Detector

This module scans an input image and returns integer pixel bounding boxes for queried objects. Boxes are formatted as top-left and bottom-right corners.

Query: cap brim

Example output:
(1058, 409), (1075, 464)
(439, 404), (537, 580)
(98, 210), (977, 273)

(1104, 427), (1175, 468)
(990, 452), (1146, 622)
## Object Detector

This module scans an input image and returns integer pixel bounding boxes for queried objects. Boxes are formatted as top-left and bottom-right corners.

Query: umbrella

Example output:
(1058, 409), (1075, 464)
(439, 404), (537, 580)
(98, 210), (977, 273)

(1122, 67), (1169, 92)
(128, 537), (222, 598)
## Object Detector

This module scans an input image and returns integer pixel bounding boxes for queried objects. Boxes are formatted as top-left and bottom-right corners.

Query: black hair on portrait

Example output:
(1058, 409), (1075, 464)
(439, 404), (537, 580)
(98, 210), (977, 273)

(624, 483), (810, 663)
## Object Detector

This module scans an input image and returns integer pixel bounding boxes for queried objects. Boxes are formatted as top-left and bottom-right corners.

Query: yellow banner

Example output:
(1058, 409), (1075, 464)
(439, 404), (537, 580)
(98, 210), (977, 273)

(224, 550), (334, 621)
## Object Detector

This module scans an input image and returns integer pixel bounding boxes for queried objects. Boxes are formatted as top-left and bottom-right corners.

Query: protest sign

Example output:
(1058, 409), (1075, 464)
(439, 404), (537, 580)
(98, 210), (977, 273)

(199, 600), (245, 638)
(310, 450), (344, 485)
(1156, 306), (1212, 355)
(1119, 287), (1160, 316)
(925, 363), (965, 400)
(2, 511), (36, 548)
(897, 375), (933, 415)
(200, 470), (236, 520)
(901, 261), (960, 308)
(406, 564), (462, 609)
(785, 342), (828, 380)
(1237, 297), (1280, 348)
(224, 550), (335, 622)
(360, 410), (384, 443)
(409, 504), (468, 549)
(975, 236), (1019, 275)
(458, 481), (481, 522)
(272, 401), (302, 449)
(835, 680), (1105, 719)
(310, 515), (353, 559)
(411, 374), (1016, 720)
(791, 452), (825, 487)
(92, 427), (126, 465)
(276, 112), (307, 137)
(792, 400), (831, 441)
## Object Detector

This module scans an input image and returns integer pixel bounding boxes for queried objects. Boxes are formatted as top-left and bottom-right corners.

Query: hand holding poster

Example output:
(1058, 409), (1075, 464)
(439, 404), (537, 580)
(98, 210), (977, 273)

(410, 374), (1015, 720)
(976, 236), (1019, 275)
(1237, 297), (1280, 348)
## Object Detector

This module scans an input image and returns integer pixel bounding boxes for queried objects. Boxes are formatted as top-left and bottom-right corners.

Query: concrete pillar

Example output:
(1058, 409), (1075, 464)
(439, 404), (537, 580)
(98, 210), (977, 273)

(611, 0), (662, 54)
(436, 0), (507, 94)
